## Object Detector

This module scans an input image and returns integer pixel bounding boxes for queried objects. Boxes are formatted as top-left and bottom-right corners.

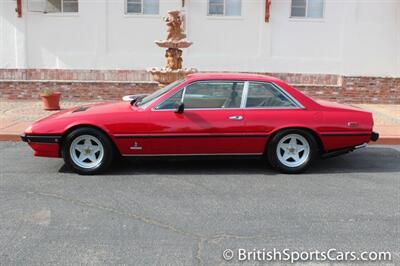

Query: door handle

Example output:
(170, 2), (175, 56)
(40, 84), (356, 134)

(229, 115), (243, 120)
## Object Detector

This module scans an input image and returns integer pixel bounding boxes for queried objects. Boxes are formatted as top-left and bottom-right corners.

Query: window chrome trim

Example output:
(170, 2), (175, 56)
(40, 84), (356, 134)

(153, 80), (246, 111)
(240, 81), (249, 108)
(271, 82), (305, 109)
(244, 81), (305, 109)
(152, 80), (305, 111)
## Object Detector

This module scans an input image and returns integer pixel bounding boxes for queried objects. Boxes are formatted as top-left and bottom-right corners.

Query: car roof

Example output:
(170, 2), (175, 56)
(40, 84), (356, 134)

(186, 72), (282, 83)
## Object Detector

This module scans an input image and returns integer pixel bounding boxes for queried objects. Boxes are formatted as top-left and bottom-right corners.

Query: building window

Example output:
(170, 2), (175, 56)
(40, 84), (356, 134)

(45, 0), (78, 12)
(208, 0), (241, 16)
(28, 0), (78, 13)
(126, 0), (159, 14)
(291, 0), (324, 18)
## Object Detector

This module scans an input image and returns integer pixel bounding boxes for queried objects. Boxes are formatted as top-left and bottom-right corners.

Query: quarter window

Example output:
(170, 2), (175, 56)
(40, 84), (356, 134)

(291, 0), (324, 18)
(156, 90), (183, 110)
(246, 82), (296, 108)
(208, 0), (241, 16)
(183, 81), (244, 109)
(126, 0), (159, 14)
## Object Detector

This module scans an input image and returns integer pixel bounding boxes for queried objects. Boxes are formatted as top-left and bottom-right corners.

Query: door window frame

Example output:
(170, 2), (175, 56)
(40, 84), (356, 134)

(244, 81), (304, 109)
(152, 80), (305, 111)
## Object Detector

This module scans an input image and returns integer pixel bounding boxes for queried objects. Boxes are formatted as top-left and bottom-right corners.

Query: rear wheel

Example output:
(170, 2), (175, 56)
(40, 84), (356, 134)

(62, 127), (114, 175)
(266, 129), (317, 174)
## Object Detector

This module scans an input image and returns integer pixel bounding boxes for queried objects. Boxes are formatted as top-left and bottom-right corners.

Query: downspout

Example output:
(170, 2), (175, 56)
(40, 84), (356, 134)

(16, 0), (22, 17)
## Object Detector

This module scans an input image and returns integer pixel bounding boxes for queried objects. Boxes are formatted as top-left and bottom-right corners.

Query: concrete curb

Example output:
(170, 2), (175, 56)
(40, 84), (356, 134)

(0, 134), (22, 141)
(1, 133), (399, 145)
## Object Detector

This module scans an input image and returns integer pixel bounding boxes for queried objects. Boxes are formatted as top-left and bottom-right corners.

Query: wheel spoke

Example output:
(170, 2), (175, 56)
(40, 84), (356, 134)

(280, 144), (290, 150)
(78, 153), (87, 161)
(296, 144), (305, 152)
(75, 144), (84, 153)
(92, 145), (100, 153)
(282, 152), (291, 161)
(289, 137), (297, 145)
(292, 153), (300, 162)
(88, 154), (97, 162)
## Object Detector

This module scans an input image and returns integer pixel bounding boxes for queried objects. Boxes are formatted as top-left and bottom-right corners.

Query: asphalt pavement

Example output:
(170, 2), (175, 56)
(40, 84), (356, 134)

(0, 142), (399, 265)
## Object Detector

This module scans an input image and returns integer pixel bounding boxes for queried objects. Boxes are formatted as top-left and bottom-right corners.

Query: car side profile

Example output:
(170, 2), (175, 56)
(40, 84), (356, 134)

(21, 73), (379, 174)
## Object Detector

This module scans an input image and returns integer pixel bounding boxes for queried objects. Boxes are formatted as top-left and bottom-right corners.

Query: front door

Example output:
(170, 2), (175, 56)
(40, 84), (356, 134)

(146, 80), (247, 155)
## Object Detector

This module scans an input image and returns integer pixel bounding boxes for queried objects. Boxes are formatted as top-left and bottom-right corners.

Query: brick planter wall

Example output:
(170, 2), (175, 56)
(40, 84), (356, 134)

(0, 69), (399, 103)
(0, 81), (158, 101)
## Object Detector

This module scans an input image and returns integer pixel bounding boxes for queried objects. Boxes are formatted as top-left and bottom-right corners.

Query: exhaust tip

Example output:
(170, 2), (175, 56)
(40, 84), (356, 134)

(371, 131), (379, 142)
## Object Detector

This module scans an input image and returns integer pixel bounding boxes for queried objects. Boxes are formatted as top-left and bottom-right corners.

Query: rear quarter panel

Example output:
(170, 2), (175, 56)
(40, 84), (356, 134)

(317, 109), (373, 151)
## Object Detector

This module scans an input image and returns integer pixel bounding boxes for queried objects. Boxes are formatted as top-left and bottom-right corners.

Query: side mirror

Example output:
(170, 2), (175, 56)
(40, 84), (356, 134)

(175, 102), (184, 114)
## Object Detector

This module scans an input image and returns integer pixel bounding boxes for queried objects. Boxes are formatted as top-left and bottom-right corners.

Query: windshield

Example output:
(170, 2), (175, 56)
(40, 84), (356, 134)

(138, 79), (184, 107)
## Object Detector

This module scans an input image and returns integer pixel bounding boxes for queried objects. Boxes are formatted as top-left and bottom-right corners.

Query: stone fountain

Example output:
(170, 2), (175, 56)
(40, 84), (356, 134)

(148, 10), (197, 86)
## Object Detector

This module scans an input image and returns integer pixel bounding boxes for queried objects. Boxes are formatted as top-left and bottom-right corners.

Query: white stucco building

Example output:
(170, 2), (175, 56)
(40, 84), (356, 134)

(0, 0), (399, 104)
(1, 0), (399, 77)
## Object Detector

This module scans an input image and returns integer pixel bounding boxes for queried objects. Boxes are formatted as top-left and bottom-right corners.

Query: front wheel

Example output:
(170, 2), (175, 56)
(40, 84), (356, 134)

(266, 129), (317, 174)
(62, 127), (114, 175)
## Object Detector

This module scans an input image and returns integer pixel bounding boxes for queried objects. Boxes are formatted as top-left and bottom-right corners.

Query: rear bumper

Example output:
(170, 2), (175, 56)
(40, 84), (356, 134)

(371, 131), (379, 142)
(321, 142), (368, 159)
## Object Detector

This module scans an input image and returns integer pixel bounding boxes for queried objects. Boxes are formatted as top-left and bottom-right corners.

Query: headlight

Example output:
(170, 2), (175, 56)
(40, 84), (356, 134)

(25, 125), (33, 134)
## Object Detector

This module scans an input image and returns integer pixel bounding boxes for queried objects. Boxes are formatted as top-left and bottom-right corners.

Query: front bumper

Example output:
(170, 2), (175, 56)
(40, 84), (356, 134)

(371, 131), (379, 142)
(21, 134), (62, 144)
(21, 134), (62, 158)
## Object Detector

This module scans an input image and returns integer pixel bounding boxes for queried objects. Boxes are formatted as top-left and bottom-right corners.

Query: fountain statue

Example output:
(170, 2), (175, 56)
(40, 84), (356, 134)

(148, 10), (197, 86)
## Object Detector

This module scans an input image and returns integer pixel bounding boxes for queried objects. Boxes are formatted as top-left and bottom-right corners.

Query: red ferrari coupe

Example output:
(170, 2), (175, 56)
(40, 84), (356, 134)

(22, 73), (379, 174)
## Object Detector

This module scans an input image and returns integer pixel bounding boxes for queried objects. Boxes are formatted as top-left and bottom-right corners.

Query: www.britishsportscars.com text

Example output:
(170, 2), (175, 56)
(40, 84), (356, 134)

(222, 248), (392, 263)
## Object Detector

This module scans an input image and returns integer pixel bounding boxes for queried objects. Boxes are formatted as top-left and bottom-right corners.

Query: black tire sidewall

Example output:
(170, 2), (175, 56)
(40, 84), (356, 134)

(62, 127), (114, 175)
(267, 129), (317, 174)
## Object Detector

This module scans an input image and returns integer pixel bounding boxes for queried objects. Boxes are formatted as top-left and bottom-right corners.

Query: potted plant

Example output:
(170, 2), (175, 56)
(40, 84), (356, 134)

(40, 88), (61, 110)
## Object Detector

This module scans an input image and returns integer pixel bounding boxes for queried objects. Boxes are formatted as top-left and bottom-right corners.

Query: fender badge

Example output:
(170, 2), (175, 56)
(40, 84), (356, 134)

(347, 122), (359, 128)
(130, 141), (143, 150)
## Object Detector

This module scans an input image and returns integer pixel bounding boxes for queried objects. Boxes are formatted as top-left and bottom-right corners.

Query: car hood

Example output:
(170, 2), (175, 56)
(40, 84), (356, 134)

(36, 101), (134, 122)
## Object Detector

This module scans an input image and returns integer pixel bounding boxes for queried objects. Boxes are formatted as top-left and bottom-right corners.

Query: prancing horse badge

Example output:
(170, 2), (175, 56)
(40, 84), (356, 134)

(130, 141), (143, 150)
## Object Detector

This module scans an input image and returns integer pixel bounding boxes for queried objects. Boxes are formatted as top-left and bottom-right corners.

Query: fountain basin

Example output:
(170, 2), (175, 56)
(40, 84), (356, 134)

(155, 40), (193, 49)
(148, 67), (197, 86)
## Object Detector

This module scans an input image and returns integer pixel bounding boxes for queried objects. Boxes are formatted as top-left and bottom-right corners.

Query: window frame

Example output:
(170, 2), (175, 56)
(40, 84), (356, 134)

(155, 80), (246, 110)
(289, 0), (325, 19)
(153, 80), (304, 111)
(207, 0), (242, 17)
(60, 0), (78, 12)
(125, 0), (159, 15)
(244, 81), (303, 109)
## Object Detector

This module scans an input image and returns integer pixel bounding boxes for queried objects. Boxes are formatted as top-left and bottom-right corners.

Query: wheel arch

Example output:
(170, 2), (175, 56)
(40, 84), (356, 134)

(60, 124), (121, 156)
(265, 126), (325, 155)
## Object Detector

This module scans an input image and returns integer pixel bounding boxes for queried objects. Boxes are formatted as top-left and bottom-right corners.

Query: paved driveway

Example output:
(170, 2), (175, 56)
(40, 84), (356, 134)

(0, 142), (399, 265)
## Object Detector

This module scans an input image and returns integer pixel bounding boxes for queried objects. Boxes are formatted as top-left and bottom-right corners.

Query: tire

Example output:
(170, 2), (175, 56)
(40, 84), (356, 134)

(62, 127), (114, 175)
(266, 129), (317, 174)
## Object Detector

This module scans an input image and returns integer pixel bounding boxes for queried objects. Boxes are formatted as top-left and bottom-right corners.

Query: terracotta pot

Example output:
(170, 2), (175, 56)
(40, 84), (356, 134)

(40, 92), (61, 110)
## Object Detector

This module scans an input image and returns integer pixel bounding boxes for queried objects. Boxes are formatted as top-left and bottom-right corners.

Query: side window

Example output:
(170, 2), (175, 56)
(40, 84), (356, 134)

(246, 82), (296, 108)
(156, 89), (183, 110)
(184, 81), (244, 109)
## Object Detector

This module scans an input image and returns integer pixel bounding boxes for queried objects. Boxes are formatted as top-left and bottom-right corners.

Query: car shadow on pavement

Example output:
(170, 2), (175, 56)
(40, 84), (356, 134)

(58, 147), (400, 175)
